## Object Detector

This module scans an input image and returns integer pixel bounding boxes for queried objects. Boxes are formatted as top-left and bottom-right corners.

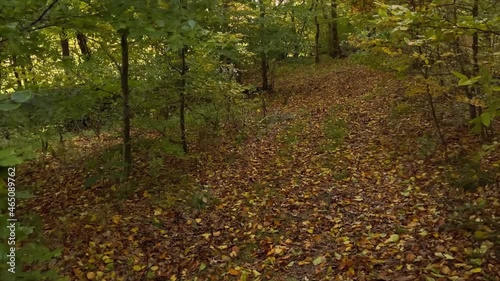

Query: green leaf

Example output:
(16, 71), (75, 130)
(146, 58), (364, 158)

(378, 8), (388, 17)
(451, 71), (468, 81)
(199, 262), (207, 271)
(474, 230), (489, 239)
(458, 76), (482, 86)
(0, 155), (23, 166)
(0, 149), (15, 159)
(385, 234), (400, 243)
(0, 103), (20, 111)
(187, 19), (196, 29)
(11, 90), (32, 103)
(156, 19), (165, 27)
(313, 256), (325, 265)
(481, 112), (491, 126)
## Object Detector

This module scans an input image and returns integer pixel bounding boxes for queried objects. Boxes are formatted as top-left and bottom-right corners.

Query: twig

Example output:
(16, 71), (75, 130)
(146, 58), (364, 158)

(29, 0), (60, 28)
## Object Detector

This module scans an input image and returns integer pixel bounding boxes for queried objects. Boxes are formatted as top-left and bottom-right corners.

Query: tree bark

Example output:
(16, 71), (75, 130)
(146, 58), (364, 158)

(179, 46), (188, 153)
(76, 32), (91, 59)
(120, 30), (132, 178)
(258, 0), (270, 90)
(314, 0), (320, 63)
(11, 56), (22, 88)
(329, 0), (342, 58)
(261, 57), (269, 90)
(60, 31), (70, 59)
(471, 0), (486, 139)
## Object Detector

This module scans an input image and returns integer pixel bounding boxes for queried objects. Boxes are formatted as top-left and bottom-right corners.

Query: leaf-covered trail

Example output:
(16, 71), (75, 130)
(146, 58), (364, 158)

(193, 62), (499, 280)
(19, 61), (500, 281)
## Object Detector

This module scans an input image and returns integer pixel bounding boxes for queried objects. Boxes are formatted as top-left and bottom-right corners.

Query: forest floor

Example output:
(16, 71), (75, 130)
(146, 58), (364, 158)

(20, 59), (500, 281)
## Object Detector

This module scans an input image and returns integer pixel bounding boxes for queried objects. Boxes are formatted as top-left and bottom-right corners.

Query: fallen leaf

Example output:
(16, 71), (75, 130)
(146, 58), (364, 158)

(313, 256), (325, 265)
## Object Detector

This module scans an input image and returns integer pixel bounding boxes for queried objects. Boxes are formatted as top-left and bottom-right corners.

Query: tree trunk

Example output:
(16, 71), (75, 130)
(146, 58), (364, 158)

(258, 0), (270, 90)
(471, 0), (483, 138)
(452, 0), (476, 120)
(261, 57), (269, 90)
(76, 32), (91, 59)
(314, 0), (320, 63)
(120, 30), (132, 178)
(60, 32), (70, 59)
(329, 0), (342, 58)
(179, 46), (188, 153)
(11, 56), (22, 88)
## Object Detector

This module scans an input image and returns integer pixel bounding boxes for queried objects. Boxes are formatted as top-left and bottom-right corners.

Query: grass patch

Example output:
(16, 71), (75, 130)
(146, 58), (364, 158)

(322, 113), (347, 151)
(390, 102), (413, 119)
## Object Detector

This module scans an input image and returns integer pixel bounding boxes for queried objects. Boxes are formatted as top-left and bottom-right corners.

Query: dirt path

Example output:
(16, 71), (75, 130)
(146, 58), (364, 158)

(192, 62), (499, 280)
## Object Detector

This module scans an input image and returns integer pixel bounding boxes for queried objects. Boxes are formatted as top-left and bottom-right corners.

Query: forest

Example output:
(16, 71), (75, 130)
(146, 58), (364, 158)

(0, 0), (499, 280)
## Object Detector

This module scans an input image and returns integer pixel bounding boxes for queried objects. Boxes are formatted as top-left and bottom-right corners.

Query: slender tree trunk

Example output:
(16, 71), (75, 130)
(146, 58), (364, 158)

(471, 0), (485, 139)
(452, 0), (476, 120)
(76, 32), (91, 59)
(60, 30), (70, 59)
(329, 0), (342, 58)
(120, 30), (132, 178)
(424, 68), (447, 158)
(11, 56), (22, 88)
(179, 47), (188, 153)
(258, 0), (270, 90)
(291, 10), (299, 57)
(314, 0), (320, 63)
(261, 57), (269, 90)
(60, 30), (71, 77)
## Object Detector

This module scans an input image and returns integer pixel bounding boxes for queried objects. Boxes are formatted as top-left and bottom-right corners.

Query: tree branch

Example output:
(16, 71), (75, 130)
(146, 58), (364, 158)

(29, 0), (60, 28)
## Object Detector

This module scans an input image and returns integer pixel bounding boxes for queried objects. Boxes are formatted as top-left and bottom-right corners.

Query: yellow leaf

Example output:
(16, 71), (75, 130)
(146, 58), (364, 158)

(474, 231), (488, 239)
(143, 191), (151, 198)
(195, 218), (202, 223)
(298, 260), (310, 265)
(469, 268), (482, 273)
(307, 228), (314, 234)
(158, 0), (169, 9)
(131, 227), (139, 233)
(252, 269), (261, 276)
(112, 215), (121, 224)
(441, 265), (451, 275)
(151, 266), (159, 271)
(384, 234), (400, 243)
(154, 208), (163, 216)
(274, 247), (283, 255)
(133, 265), (142, 271)
(86, 272), (96, 280)
(228, 268), (240, 276)
(170, 275), (177, 281)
